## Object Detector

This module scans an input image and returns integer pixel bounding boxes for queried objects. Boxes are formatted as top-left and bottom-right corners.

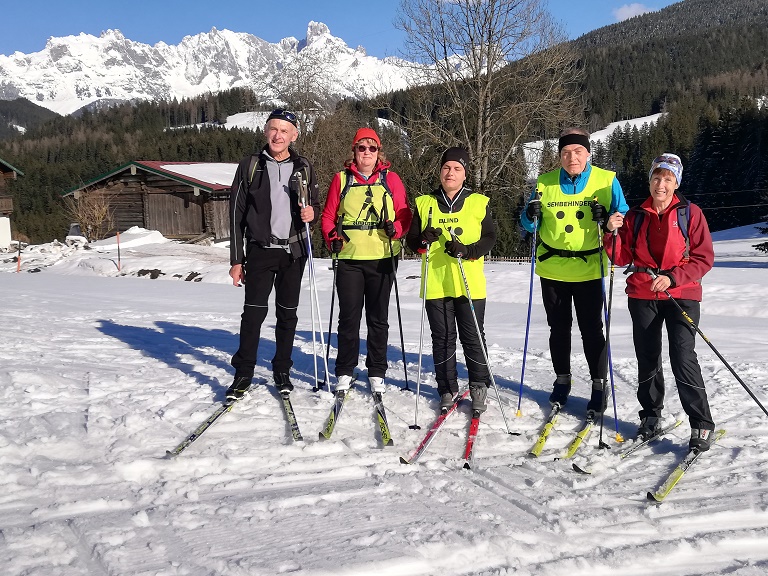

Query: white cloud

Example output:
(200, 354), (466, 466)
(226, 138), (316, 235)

(613, 3), (653, 21)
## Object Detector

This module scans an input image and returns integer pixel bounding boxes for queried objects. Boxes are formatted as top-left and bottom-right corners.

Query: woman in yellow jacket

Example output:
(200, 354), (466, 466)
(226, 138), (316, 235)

(321, 128), (412, 393)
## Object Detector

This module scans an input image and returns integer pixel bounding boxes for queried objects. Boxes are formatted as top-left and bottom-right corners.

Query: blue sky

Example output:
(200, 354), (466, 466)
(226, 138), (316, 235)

(3, 0), (677, 58)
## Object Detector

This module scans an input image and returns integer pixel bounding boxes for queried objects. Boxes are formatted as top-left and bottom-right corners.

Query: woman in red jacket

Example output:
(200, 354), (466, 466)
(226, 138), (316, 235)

(321, 128), (412, 394)
(606, 153), (716, 451)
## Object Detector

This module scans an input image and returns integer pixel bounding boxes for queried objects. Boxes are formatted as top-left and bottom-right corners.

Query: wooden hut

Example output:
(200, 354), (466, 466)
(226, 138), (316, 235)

(64, 161), (237, 240)
(0, 156), (23, 216)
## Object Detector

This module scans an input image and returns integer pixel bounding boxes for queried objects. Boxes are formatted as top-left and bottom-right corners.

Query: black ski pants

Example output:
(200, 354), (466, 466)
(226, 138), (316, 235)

(540, 277), (607, 380)
(425, 296), (490, 397)
(231, 245), (306, 378)
(628, 297), (714, 430)
(334, 257), (395, 378)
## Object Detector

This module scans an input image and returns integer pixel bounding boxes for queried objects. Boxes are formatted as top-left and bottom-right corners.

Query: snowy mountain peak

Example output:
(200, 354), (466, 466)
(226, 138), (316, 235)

(99, 29), (126, 41)
(306, 21), (331, 45)
(0, 22), (412, 116)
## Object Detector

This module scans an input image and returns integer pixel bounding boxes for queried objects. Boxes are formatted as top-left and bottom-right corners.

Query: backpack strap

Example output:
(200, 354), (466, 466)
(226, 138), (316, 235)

(339, 169), (393, 202)
(246, 154), (260, 189)
(678, 201), (690, 262)
(630, 201), (691, 262)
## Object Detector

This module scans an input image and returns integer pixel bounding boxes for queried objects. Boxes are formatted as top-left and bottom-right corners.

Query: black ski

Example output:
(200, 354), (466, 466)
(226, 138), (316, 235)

(165, 385), (254, 458)
(318, 390), (348, 441)
(372, 391), (394, 447)
(317, 373), (357, 441)
(280, 391), (303, 442)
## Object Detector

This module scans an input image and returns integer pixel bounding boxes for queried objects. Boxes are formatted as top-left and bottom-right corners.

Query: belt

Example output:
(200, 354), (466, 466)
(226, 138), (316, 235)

(624, 265), (670, 276)
(538, 241), (601, 263)
(267, 230), (307, 246)
(342, 222), (382, 231)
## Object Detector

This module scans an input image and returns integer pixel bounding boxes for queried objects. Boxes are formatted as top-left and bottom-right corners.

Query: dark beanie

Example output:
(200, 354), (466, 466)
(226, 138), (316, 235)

(440, 147), (470, 170)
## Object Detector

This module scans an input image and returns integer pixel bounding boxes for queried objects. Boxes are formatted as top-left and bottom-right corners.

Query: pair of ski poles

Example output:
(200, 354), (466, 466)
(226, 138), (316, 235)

(410, 211), (514, 435)
(519, 200), (768, 435)
(295, 168), (331, 392)
(515, 198), (622, 444)
(317, 190), (411, 392)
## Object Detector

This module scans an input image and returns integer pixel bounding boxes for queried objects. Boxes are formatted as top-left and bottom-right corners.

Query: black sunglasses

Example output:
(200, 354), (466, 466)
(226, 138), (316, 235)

(355, 145), (379, 153)
(652, 154), (681, 166)
(268, 109), (298, 126)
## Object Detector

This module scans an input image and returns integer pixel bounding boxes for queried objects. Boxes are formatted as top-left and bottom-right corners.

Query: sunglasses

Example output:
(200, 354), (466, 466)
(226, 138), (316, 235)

(355, 145), (379, 153)
(268, 109), (297, 125)
(652, 154), (681, 166)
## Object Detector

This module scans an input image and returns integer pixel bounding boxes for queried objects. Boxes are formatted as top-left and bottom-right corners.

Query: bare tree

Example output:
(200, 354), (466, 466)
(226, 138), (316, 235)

(394, 0), (583, 194)
(273, 47), (341, 140)
(64, 192), (115, 241)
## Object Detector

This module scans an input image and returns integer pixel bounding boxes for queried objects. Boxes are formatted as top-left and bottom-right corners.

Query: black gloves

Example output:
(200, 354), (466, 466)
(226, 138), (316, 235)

(328, 231), (344, 254)
(383, 220), (396, 238)
(445, 239), (468, 259)
(525, 199), (542, 221)
(419, 226), (441, 245)
(591, 201), (607, 223)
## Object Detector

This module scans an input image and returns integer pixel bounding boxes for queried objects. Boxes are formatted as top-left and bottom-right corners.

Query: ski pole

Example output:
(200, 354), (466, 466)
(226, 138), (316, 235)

(598, 222), (624, 448)
(411, 207), (433, 430)
(516, 192), (540, 417)
(449, 229), (515, 435)
(382, 192), (410, 391)
(296, 168), (331, 391)
(322, 217), (343, 389)
(647, 270), (768, 418)
(594, 204), (622, 445)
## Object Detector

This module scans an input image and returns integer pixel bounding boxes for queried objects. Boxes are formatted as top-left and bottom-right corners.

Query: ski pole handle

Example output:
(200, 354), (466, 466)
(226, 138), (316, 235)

(295, 168), (310, 207)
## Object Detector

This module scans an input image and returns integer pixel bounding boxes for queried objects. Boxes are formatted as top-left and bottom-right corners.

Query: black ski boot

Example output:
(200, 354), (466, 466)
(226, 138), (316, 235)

(689, 428), (714, 452)
(549, 374), (571, 407)
(637, 416), (662, 441)
(226, 376), (252, 401)
(586, 378), (608, 414)
(469, 382), (488, 414)
(274, 372), (293, 394)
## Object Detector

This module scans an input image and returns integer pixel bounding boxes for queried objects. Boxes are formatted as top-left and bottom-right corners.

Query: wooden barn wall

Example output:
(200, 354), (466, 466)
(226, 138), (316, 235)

(0, 195), (13, 215)
(146, 190), (204, 237)
(89, 189), (145, 235)
(0, 171), (16, 190)
(79, 169), (232, 239)
(206, 194), (230, 240)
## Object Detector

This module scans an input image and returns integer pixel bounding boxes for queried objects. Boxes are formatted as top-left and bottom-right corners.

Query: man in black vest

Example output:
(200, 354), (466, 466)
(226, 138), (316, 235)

(226, 109), (320, 400)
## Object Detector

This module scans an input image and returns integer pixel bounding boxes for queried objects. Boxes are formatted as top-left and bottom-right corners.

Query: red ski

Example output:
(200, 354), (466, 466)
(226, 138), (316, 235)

(462, 413), (481, 469)
(400, 390), (470, 465)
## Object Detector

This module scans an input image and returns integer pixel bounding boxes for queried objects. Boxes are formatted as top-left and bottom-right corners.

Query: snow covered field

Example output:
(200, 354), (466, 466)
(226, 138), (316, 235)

(1, 225), (768, 575)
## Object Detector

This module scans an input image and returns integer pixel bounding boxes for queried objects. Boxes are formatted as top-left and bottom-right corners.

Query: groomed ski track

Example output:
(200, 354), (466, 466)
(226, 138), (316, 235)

(1, 240), (768, 576)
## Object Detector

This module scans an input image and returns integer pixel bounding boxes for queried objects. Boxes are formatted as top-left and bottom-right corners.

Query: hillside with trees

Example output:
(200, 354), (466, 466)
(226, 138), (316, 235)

(0, 99), (59, 140)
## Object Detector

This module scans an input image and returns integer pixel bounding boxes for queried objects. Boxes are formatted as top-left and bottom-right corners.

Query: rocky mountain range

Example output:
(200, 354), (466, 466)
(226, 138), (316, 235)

(0, 22), (412, 116)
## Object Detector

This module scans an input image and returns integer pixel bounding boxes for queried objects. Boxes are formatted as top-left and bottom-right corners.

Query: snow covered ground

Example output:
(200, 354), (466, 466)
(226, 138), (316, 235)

(2, 225), (768, 575)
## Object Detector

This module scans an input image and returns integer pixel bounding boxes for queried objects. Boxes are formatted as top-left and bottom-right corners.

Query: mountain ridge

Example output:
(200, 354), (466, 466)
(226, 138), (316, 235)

(0, 22), (409, 116)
